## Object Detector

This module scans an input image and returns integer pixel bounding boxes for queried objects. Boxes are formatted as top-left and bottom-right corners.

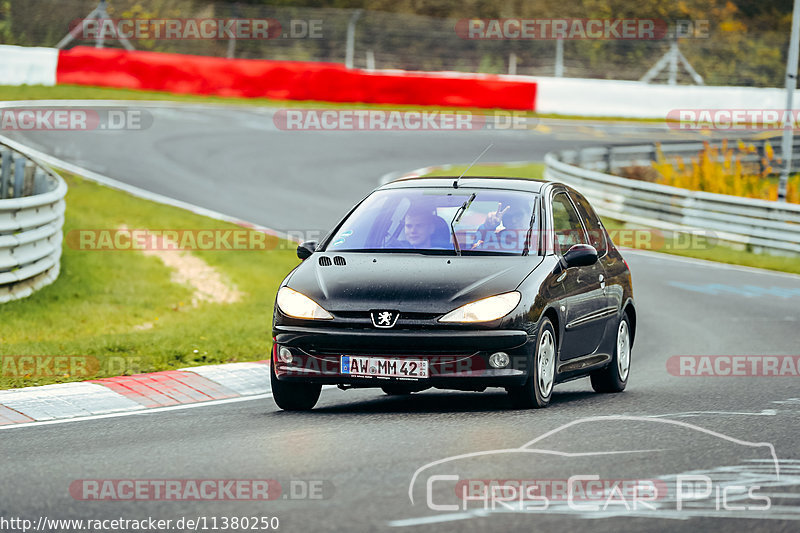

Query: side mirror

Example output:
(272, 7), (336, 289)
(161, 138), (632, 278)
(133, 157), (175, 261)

(562, 244), (598, 268)
(296, 240), (318, 260)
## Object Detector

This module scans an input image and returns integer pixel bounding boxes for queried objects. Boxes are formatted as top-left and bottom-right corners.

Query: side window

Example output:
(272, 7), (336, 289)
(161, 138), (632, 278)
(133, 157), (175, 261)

(551, 192), (589, 255)
(569, 191), (608, 256)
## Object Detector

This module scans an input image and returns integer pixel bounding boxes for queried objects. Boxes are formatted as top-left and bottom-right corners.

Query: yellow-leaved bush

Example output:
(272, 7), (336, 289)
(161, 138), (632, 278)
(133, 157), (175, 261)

(650, 140), (800, 204)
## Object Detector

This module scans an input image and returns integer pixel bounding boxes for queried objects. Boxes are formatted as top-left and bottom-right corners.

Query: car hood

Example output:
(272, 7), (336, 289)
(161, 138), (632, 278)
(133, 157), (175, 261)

(285, 253), (543, 314)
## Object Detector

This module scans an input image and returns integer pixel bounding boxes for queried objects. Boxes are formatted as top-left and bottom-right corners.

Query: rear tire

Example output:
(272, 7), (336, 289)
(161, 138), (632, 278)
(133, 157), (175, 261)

(508, 317), (556, 409)
(590, 313), (631, 393)
(271, 361), (321, 411)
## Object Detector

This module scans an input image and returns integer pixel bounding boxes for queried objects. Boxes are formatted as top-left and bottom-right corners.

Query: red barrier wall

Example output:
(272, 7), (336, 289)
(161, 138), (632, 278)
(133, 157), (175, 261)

(56, 47), (536, 110)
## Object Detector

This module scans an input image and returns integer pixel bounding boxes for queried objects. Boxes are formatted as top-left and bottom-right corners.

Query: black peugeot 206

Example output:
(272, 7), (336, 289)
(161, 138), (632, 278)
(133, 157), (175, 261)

(271, 176), (635, 410)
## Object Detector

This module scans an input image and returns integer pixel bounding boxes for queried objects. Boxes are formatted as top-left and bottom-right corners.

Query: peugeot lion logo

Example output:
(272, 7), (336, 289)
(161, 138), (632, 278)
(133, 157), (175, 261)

(371, 310), (399, 328)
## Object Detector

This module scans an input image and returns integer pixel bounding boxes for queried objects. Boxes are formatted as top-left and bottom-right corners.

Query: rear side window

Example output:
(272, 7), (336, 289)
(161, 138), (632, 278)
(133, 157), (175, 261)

(569, 191), (608, 256)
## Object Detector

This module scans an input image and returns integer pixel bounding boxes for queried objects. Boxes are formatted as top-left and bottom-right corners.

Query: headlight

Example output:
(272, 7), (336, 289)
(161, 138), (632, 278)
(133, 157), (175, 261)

(439, 291), (521, 323)
(277, 287), (333, 320)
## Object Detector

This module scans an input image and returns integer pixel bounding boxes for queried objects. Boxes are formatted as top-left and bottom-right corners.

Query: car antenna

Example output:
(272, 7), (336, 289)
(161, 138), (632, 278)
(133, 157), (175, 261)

(453, 143), (493, 189)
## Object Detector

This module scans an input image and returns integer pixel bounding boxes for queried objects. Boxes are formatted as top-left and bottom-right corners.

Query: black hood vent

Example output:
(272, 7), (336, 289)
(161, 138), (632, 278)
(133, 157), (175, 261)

(333, 256), (346, 266)
(318, 256), (332, 266)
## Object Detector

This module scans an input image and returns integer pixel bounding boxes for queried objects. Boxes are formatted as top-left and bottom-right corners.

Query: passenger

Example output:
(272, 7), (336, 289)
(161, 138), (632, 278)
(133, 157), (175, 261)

(474, 203), (528, 252)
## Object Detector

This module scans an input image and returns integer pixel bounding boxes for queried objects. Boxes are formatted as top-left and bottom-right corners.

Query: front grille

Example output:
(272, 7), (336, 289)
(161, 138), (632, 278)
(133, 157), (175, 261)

(306, 347), (479, 357)
(332, 311), (440, 321)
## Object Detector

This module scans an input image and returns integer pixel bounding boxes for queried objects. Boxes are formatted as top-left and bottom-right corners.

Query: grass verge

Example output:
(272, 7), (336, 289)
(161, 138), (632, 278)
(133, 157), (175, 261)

(425, 162), (800, 275)
(0, 84), (662, 122)
(0, 173), (299, 389)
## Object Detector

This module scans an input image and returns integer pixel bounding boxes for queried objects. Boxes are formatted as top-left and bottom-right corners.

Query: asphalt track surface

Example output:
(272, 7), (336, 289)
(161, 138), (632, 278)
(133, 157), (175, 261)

(2, 104), (800, 532)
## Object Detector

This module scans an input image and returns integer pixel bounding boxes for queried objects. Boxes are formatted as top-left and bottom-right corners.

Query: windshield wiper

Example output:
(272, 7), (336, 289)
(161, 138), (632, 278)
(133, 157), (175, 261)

(450, 192), (476, 256)
(522, 198), (538, 256)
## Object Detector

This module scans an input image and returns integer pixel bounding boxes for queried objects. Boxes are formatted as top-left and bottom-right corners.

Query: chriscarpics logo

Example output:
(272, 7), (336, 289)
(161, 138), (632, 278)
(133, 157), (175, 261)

(401, 416), (790, 525)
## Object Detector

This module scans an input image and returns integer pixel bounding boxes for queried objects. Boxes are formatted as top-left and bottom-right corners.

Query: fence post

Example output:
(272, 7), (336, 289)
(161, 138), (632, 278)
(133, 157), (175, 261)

(13, 157), (25, 198)
(555, 38), (564, 77)
(345, 10), (364, 69)
(33, 168), (47, 195)
(0, 149), (9, 199)
(509, 52), (517, 75)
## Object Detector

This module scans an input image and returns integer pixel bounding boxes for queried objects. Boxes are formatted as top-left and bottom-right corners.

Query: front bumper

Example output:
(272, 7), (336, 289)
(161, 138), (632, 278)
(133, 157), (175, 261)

(272, 325), (532, 389)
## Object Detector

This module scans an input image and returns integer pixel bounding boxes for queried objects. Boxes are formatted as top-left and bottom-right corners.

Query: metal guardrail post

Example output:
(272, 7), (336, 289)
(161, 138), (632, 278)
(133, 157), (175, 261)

(33, 168), (46, 195)
(13, 157), (25, 198)
(0, 149), (9, 199)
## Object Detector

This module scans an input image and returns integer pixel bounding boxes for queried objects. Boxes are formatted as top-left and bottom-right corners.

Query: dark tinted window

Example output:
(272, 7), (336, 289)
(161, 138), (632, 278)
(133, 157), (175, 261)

(551, 192), (589, 255)
(569, 191), (608, 256)
(324, 188), (538, 255)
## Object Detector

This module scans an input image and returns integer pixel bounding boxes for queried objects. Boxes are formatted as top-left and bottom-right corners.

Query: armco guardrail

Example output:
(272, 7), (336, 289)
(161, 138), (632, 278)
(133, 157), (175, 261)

(566, 138), (800, 175)
(0, 141), (66, 303)
(545, 140), (800, 256)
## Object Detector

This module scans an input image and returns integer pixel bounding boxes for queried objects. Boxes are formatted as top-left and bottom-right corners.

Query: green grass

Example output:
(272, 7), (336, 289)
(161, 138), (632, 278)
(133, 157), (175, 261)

(0, 84), (318, 107)
(0, 84), (663, 122)
(0, 173), (299, 389)
(424, 162), (800, 275)
(598, 218), (800, 275)
(423, 162), (546, 179)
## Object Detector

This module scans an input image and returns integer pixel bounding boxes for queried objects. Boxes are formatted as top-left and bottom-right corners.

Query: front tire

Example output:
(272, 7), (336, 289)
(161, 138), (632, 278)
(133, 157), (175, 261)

(508, 317), (556, 409)
(590, 313), (631, 393)
(271, 361), (321, 411)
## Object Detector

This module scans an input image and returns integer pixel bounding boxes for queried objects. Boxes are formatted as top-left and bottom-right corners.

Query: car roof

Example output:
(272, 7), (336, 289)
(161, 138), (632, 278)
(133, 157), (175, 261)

(378, 176), (552, 194)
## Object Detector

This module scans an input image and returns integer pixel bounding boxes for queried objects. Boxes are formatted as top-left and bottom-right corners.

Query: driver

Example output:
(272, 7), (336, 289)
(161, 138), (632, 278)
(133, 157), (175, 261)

(402, 208), (437, 249)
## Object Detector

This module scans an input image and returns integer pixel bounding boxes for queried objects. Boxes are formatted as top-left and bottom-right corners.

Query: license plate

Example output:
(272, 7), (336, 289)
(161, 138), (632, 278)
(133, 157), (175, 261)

(340, 356), (429, 379)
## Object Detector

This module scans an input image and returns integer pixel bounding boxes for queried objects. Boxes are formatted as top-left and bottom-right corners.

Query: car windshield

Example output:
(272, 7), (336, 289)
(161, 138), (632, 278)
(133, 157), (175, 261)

(324, 187), (538, 255)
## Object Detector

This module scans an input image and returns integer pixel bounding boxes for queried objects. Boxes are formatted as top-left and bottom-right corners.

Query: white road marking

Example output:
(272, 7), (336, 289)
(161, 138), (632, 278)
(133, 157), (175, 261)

(646, 409), (778, 418)
(0, 385), (339, 430)
(0, 393), (273, 430)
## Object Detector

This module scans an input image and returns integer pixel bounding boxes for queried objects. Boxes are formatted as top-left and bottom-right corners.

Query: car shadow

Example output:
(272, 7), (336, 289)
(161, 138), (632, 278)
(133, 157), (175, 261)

(266, 387), (614, 416)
